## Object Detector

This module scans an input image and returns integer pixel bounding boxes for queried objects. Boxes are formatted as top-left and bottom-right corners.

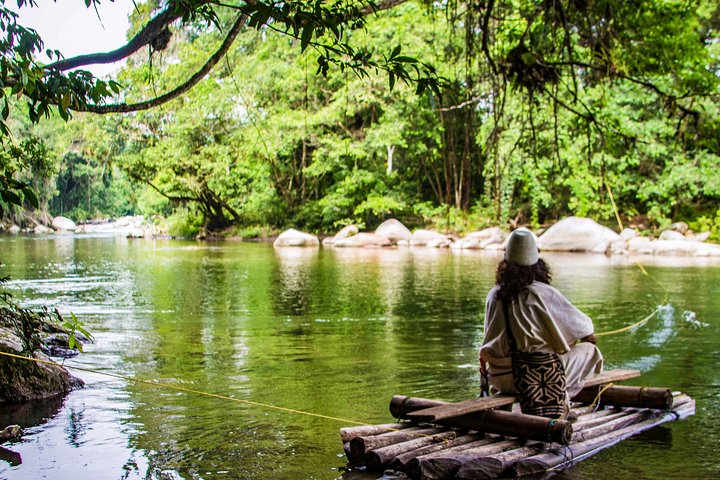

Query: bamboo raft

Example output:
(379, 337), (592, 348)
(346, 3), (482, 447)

(340, 370), (695, 479)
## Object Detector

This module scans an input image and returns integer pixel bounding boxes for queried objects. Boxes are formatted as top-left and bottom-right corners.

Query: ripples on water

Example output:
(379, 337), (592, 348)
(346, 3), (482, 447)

(0, 236), (718, 479)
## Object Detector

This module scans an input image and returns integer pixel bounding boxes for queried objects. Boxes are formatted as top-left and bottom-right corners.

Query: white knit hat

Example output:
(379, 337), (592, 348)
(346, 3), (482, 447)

(505, 229), (538, 266)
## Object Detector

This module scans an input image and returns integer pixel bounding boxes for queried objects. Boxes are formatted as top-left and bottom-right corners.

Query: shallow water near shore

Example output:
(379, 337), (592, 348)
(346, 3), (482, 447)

(0, 235), (718, 479)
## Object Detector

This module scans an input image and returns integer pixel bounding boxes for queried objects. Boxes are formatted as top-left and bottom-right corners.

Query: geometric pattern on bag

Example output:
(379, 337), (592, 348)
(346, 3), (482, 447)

(511, 350), (566, 418)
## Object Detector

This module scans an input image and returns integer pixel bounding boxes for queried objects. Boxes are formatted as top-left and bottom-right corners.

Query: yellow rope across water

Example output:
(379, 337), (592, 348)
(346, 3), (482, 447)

(593, 181), (671, 337)
(0, 350), (369, 427)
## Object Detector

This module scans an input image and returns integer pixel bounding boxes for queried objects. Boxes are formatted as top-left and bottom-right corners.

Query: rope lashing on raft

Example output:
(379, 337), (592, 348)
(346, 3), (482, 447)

(586, 382), (615, 413)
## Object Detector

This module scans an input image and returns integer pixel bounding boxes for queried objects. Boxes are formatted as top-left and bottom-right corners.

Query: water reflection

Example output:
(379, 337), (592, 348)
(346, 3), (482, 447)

(0, 237), (719, 479)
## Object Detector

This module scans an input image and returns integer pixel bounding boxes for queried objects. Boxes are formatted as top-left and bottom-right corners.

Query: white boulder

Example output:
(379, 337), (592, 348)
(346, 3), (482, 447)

(333, 232), (392, 248)
(619, 228), (638, 241)
(127, 227), (146, 239)
(410, 229), (450, 247)
(273, 228), (320, 247)
(465, 227), (504, 241)
(452, 238), (482, 250)
(689, 232), (711, 243)
(658, 230), (685, 241)
(322, 225), (358, 246)
(627, 237), (654, 255)
(374, 219), (412, 243)
(669, 222), (690, 234)
(455, 227), (506, 249)
(8, 225), (20, 235)
(51, 216), (77, 231)
(427, 238), (452, 248)
(537, 217), (620, 253)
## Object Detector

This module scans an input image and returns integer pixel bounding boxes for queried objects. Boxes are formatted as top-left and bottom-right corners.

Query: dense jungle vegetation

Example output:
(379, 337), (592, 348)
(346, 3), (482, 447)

(1, 0), (719, 238)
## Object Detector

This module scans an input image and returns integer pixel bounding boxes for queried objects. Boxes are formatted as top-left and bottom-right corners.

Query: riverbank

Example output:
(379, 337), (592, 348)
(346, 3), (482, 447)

(3, 214), (720, 259)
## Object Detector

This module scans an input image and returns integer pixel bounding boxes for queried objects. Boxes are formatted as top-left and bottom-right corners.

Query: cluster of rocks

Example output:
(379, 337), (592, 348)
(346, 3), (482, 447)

(274, 217), (720, 257)
(1, 215), (163, 239)
(0, 215), (77, 235)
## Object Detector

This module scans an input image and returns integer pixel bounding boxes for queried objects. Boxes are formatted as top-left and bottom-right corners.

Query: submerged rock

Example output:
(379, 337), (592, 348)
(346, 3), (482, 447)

(0, 425), (22, 443)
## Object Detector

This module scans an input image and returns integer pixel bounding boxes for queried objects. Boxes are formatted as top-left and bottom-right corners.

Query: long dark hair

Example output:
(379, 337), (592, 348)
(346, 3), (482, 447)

(495, 258), (551, 303)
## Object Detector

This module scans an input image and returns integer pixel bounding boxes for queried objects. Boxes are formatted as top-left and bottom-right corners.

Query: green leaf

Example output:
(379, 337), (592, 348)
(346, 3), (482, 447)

(300, 24), (314, 52)
(61, 92), (71, 111)
(1, 190), (23, 206)
(22, 187), (39, 208)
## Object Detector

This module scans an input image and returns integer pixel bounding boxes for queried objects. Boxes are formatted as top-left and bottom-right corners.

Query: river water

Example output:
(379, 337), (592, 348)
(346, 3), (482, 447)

(0, 235), (718, 480)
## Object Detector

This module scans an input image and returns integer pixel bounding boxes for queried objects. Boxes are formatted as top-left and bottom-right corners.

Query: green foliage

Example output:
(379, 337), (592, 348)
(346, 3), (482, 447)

(0, 276), (91, 355)
(62, 312), (92, 353)
(166, 206), (204, 237)
(689, 210), (720, 243)
(413, 202), (495, 235)
(3, 0), (720, 236)
(0, 136), (50, 216)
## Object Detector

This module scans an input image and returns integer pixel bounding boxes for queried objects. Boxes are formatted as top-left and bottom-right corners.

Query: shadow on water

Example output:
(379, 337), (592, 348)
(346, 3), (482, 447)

(0, 395), (66, 467)
(0, 395), (65, 430)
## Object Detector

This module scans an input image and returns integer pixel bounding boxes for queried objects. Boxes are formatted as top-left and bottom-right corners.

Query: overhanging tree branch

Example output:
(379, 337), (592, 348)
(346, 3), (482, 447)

(127, 171), (198, 203)
(44, 6), (185, 72)
(78, 13), (248, 114)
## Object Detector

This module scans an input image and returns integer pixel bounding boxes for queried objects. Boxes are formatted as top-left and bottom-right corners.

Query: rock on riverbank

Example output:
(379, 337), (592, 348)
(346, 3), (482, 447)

(0, 312), (85, 405)
(0, 331), (83, 404)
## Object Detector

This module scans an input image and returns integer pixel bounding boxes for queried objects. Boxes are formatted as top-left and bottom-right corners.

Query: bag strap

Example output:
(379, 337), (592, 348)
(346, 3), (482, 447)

(501, 298), (518, 353)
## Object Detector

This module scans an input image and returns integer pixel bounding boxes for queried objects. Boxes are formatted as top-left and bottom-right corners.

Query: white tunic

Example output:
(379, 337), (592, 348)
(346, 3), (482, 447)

(480, 281), (603, 396)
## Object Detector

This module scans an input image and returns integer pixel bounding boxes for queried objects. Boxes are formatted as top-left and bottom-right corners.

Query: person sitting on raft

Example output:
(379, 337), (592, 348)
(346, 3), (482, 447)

(479, 229), (603, 418)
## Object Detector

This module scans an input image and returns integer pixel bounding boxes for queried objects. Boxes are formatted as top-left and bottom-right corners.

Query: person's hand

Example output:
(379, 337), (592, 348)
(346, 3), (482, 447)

(581, 333), (597, 344)
(479, 354), (488, 374)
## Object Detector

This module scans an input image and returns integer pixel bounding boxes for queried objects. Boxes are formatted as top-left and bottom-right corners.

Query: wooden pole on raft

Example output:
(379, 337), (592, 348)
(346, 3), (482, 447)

(350, 427), (445, 459)
(401, 438), (498, 478)
(454, 444), (544, 480)
(408, 404), (671, 480)
(514, 399), (696, 476)
(416, 440), (521, 480)
(389, 395), (447, 418)
(573, 386), (673, 410)
(391, 434), (485, 472)
(389, 396), (572, 445)
(365, 430), (458, 470)
(340, 423), (413, 443)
